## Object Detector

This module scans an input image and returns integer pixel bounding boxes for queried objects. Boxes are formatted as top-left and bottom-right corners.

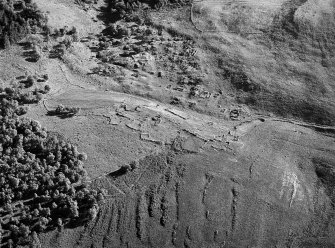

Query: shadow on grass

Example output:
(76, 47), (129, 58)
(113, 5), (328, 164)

(46, 110), (77, 119)
(18, 41), (40, 62)
(108, 166), (129, 178)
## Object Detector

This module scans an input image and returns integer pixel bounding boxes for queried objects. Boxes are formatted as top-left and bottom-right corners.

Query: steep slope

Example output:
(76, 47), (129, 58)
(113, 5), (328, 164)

(40, 119), (335, 248)
(170, 0), (335, 125)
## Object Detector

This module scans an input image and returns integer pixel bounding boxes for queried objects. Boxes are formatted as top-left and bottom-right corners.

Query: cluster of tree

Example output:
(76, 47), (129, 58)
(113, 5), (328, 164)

(0, 80), (49, 106)
(30, 43), (42, 61)
(75, 0), (98, 7)
(108, 0), (191, 20)
(48, 104), (80, 118)
(21, 34), (44, 62)
(105, 24), (131, 38)
(47, 26), (79, 59)
(51, 26), (78, 41)
(55, 105), (79, 115)
(0, 0), (48, 49)
(0, 87), (105, 247)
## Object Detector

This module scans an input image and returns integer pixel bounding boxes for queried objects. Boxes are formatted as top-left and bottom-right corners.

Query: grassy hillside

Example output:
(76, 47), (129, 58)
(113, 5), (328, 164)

(0, 0), (335, 247)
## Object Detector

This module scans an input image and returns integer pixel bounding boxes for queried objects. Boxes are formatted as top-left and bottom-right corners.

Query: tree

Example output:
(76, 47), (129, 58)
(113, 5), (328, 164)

(57, 218), (63, 232)
(88, 205), (99, 220)
(63, 36), (72, 48)
(73, 32), (79, 42)
(37, 217), (48, 231)
(33, 47), (42, 61)
(69, 199), (79, 218)
(69, 26), (77, 35)
(4, 203), (13, 214)
(19, 224), (30, 238)
(78, 152), (87, 161)
(0, 223), (2, 243)
(32, 208), (39, 217)
(97, 192), (105, 203)
(44, 85), (50, 93)
(8, 239), (14, 248)
(9, 224), (19, 237)
(29, 231), (41, 248)
(3, 34), (11, 49)
(8, 176), (20, 188)
(69, 187), (76, 197)
(58, 44), (66, 57)
(41, 207), (51, 217)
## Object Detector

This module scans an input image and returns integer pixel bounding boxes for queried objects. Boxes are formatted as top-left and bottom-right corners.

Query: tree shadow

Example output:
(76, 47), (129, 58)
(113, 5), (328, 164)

(25, 57), (39, 62)
(108, 166), (129, 178)
(18, 79), (33, 88)
(18, 42), (40, 62)
(46, 110), (77, 119)
(49, 44), (64, 59)
(18, 41), (32, 50)
(65, 215), (91, 229)
(96, 0), (122, 25)
(119, 51), (137, 57)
